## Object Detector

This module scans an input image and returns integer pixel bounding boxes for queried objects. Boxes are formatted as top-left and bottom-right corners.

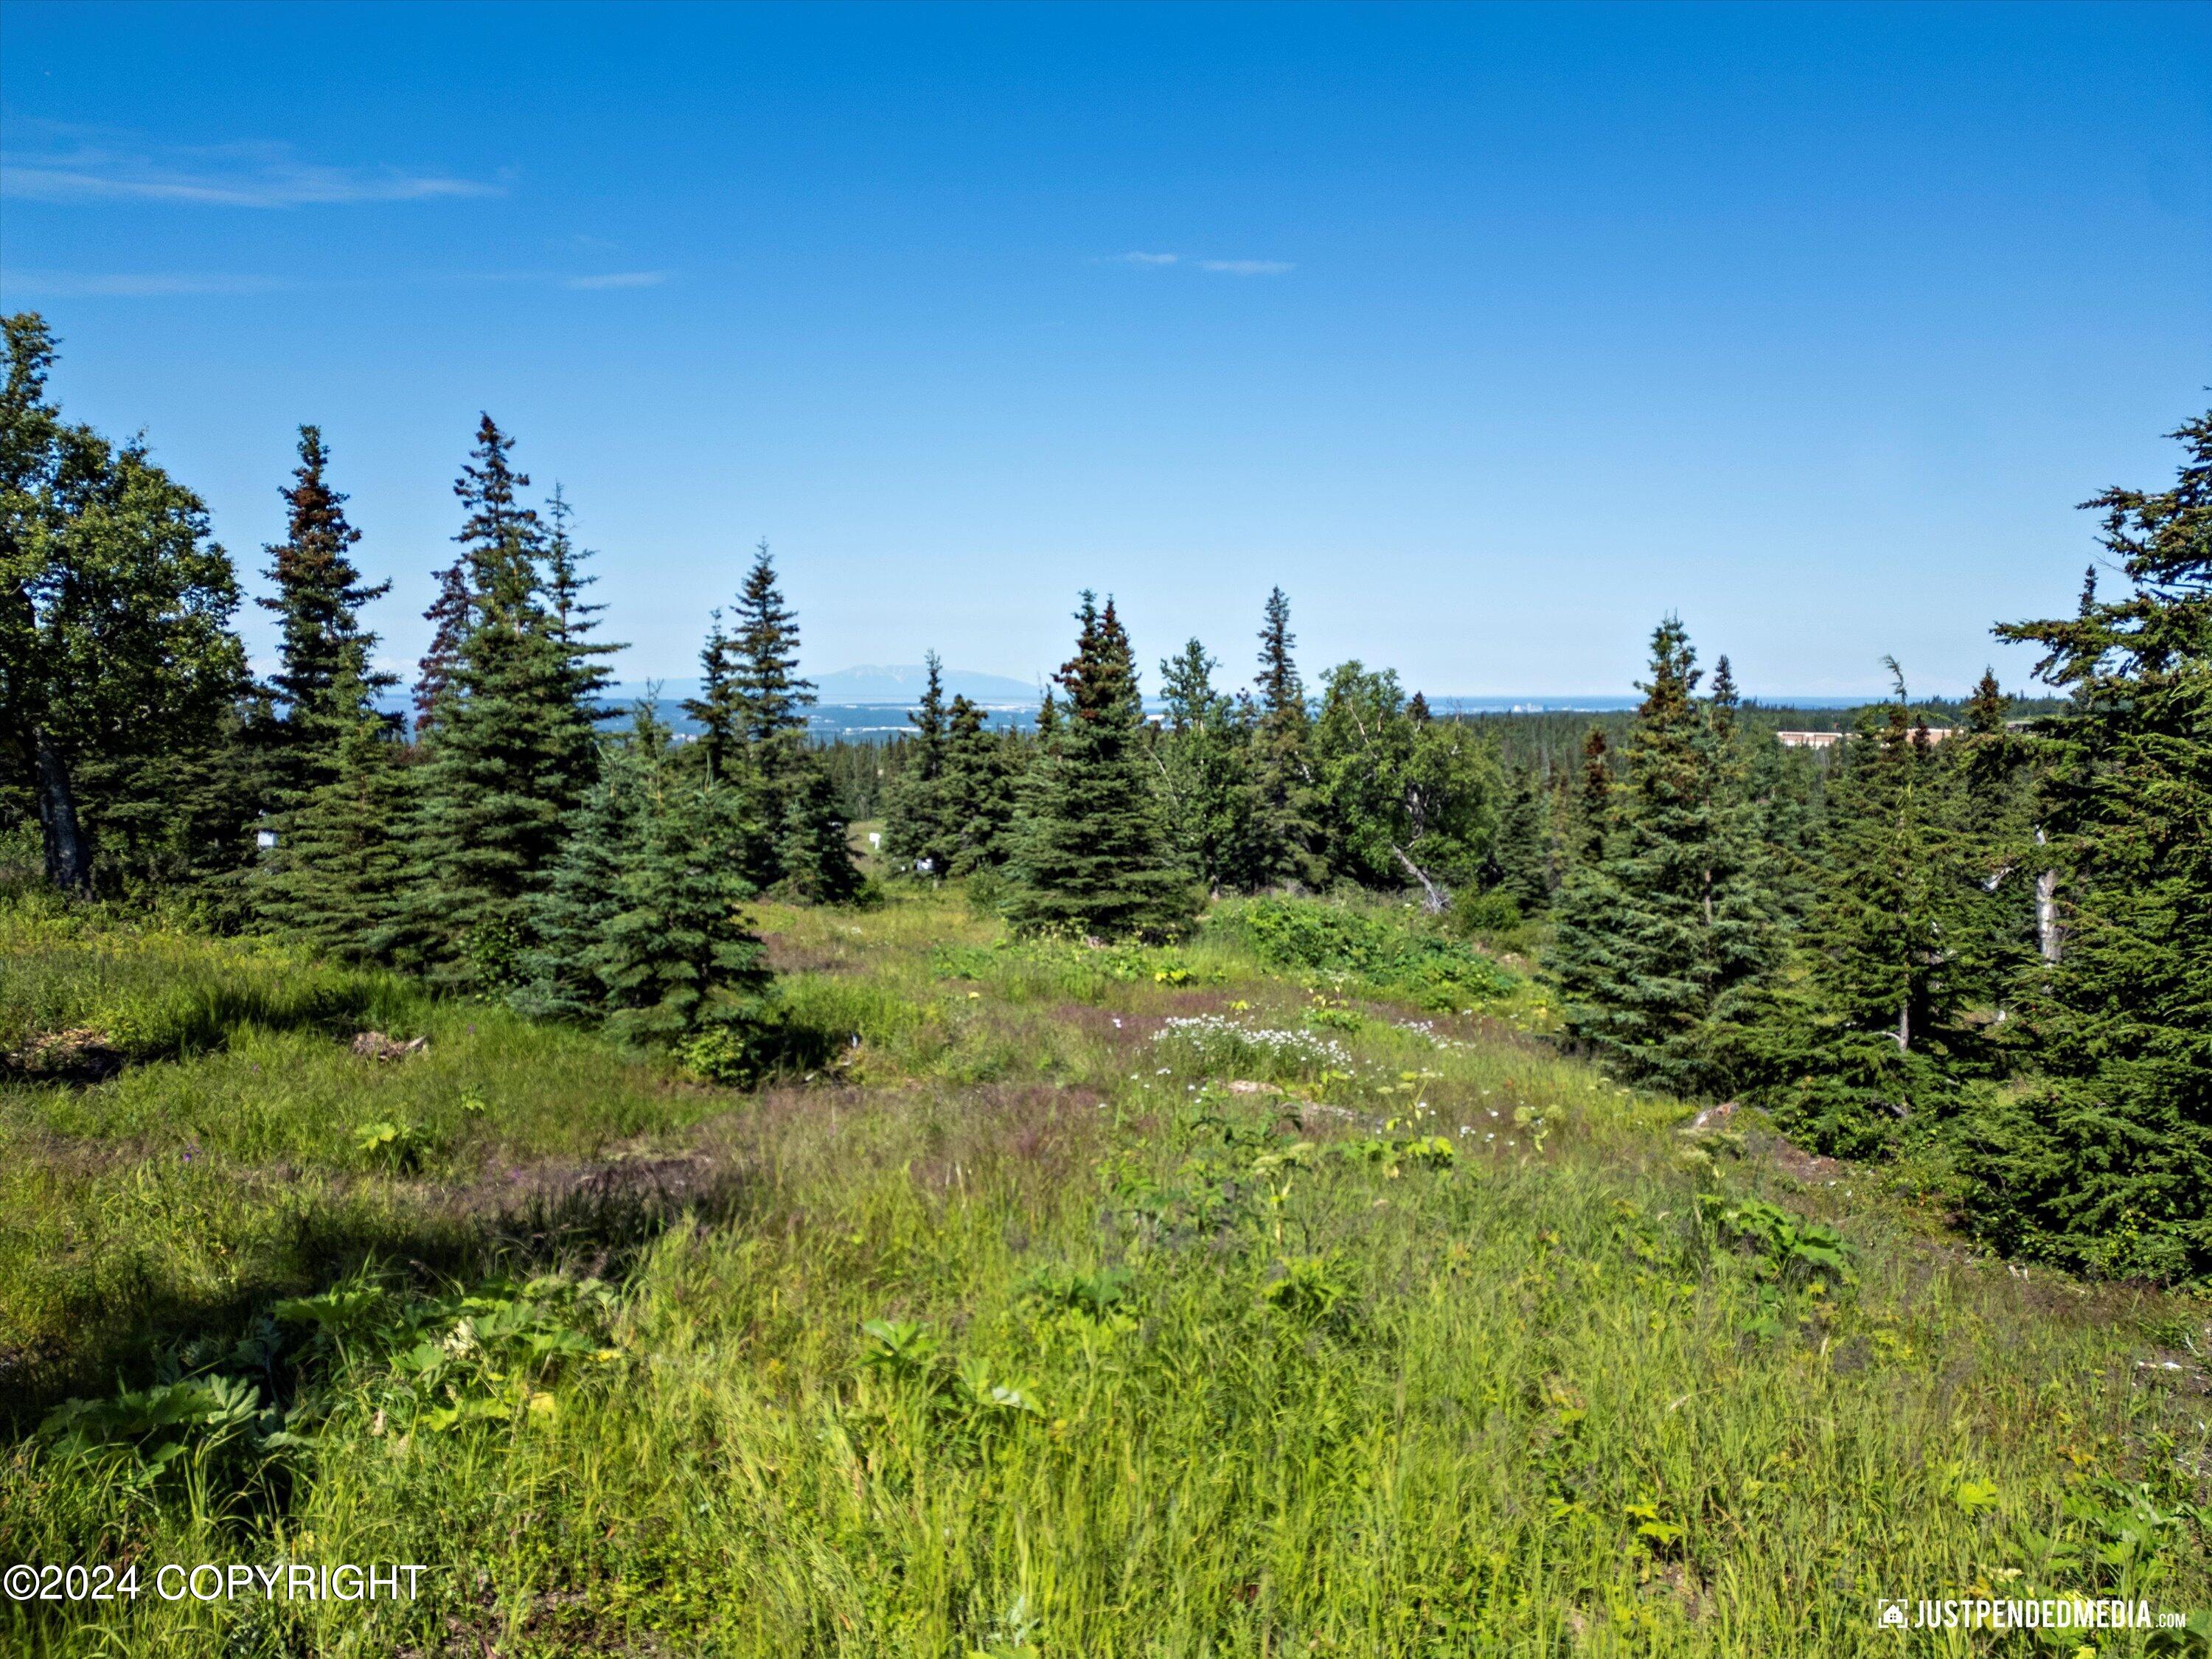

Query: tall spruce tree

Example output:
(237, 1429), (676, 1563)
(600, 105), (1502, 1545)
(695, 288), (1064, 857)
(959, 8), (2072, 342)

(686, 540), (855, 897)
(1489, 765), (1551, 914)
(406, 417), (605, 985)
(1156, 638), (1252, 893)
(1964, 411), (2212, 1284)
(257, 426), (392, 807)
(1575, 726), (1612, 864)
(883, 651), (955, 875)
(1778, 678), (1971, 1154)
(1009, 594), (1197, 939)
(1245, 586), (1325, 889)
(540, 486), (619, 769)
(414, 557), (471, 731)
(1951, 669), (2039, 1010)
(940, 694), (1019, 875)
(1551, 616), (1780, 1096)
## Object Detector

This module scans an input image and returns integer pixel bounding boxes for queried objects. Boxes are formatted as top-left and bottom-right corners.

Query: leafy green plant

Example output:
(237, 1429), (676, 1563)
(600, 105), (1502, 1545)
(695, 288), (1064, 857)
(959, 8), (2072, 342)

(1219, 897), (1516, 1009)
(351, 1118), (428, 1172)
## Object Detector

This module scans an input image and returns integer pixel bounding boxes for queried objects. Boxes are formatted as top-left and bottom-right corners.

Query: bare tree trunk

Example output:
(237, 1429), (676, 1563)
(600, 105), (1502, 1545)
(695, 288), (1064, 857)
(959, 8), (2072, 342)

(1895, 999), (1910, 1054)
(2034, 828), (2061, 965)
(1392, 845), (1450, 914)
(35, 733), (91, 893)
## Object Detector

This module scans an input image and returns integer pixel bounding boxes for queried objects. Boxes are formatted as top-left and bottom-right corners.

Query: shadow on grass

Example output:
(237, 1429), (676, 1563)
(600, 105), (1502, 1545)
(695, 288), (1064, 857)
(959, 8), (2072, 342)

(1, 1152), (762, 1434)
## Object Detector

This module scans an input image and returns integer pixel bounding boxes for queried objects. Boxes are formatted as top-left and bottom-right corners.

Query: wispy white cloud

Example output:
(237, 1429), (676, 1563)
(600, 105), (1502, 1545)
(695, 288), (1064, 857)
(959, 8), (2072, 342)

(1105, 251), (1294, 275)
(0, 268), (286, 297)
(563, 271), (667, 291)
(0, 132), (499, 209)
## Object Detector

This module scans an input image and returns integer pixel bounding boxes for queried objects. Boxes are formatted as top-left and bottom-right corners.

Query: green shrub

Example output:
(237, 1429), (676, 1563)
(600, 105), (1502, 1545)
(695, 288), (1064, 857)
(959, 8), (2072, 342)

(1212, 897), (1515, 1009)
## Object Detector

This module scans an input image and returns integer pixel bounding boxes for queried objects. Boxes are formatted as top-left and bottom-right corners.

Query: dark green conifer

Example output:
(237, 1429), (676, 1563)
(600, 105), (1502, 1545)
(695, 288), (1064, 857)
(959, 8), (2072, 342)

(686, 540), (854, 897)
(941, 695), (1019, 875)
(1009, 594), (1197, 939)
(1551, 616), (1780, 1096)
(1965, 411), (2212, 1283)
(1489, 765), (1551, 913)
(406, 417), (607, 986)
(521, 703), (770, 1046)
(1576, 726), (1612, 863)
(257, 425), (392, 807)
(253, 669), (416, 965)
(1245, 586), (1325, 889)
(883, 652), (955, 875)
(1156, 638), (1252, 893)
(1780, 675), (1969, 1152)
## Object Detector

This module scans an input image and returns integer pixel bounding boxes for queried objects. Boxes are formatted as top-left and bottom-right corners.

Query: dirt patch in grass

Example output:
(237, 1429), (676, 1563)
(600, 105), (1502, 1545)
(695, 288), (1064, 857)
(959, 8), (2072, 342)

(4, 1026), (125, 1084)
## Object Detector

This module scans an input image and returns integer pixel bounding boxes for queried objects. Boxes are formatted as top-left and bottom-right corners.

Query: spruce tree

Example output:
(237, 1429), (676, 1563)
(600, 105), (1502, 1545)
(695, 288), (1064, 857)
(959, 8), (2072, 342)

(1951, 668), (2038, 1009)
(685, 608), (738, 781)
(685, 540), (854, 897)
(522, 703), (771, 1046)
(1781, 680), (1969, 1152)
(883, 651), (954, 875)
(776, 759), (863, 902)
(257, 425), (392, 807)
(1489, 765), (1551, 914)
(252, 669), (417, 966)
(1551, 616), (1780, 1096)
(1965, 411), (2212, 1283)
(1156, 638), (1252, 893)
(940, 694), (1018, 875)
(414, 558), (471, 731)
(540, 486), (619, 778)
(1245, 586), (1325, 889)
(1575, 726), (1612, 864)
(1009, 594), (1197, 939)
(406, 417), (605, 986)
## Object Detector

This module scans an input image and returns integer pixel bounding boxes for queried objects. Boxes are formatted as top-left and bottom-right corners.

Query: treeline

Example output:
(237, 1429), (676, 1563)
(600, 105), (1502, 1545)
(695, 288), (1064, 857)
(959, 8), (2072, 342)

(2, 316), (846, 1068)
(4, 307), (2204, 1282)
(879, 418), (2211, 1286)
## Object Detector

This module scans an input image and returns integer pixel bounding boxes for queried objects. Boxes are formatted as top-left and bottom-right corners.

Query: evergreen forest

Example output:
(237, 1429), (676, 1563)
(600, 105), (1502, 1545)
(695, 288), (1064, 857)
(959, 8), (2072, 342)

(4, 310), (2208, 1655)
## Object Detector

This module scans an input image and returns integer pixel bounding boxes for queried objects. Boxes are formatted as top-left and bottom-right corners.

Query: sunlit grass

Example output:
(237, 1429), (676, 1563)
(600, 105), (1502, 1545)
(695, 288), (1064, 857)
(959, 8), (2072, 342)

(2, 886), (2205, 1657)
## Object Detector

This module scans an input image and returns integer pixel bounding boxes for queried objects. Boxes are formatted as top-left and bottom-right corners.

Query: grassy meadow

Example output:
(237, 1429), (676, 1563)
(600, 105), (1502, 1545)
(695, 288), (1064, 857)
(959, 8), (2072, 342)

(1, 886), (2206, 1656)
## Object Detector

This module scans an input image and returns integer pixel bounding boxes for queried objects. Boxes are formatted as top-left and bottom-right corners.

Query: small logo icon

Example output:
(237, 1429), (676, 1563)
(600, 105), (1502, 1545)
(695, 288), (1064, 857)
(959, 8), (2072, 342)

(1876, 1600), (1909, 1630)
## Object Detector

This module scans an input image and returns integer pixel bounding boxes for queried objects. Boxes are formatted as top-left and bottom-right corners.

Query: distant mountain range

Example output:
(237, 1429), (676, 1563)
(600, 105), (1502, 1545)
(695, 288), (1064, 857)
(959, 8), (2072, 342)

(599, 665), (1045, 709)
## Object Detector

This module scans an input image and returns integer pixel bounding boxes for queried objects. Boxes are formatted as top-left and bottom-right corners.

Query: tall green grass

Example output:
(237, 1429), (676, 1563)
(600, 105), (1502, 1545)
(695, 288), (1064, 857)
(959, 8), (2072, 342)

(2, 889), (2205, 1657)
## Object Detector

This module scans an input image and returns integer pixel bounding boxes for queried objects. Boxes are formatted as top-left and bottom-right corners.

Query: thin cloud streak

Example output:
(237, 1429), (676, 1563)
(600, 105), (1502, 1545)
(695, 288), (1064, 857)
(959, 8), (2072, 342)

(1, 136), (499, 209)
(1105, 251), (1293, 274)
(564, 271), (668, 290)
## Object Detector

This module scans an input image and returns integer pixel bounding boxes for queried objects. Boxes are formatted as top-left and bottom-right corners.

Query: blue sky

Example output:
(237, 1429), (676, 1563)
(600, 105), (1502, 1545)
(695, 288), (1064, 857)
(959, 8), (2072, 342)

(3, 1), (2206, 700)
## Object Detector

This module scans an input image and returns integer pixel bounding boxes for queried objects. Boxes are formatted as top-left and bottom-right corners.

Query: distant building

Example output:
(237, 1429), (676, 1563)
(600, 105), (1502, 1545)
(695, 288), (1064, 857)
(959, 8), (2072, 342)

(1774, 726), (1958, 750)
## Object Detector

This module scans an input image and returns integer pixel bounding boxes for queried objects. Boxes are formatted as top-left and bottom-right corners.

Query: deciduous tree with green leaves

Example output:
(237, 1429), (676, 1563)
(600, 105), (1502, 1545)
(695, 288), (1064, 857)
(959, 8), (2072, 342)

(1, 313), (248, 894)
